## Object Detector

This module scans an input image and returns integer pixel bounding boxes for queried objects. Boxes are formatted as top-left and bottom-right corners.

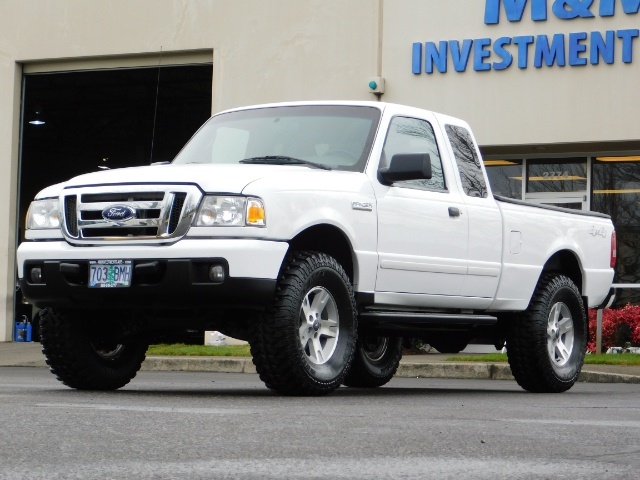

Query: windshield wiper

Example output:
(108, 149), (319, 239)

(239, 156), (331, 170)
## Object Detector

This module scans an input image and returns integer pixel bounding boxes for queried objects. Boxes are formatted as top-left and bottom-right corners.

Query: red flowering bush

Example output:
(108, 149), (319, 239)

(587, 304), (640, 353)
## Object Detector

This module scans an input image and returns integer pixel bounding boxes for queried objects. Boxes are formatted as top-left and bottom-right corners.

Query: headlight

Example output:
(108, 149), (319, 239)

(26, 199), (61, 230)
(195, 196), (265, 227)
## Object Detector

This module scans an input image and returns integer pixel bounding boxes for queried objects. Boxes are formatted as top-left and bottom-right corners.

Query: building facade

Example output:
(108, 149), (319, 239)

(1, 0), (638, 341)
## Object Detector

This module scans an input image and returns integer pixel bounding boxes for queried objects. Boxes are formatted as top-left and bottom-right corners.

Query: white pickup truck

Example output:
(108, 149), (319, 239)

(18, 101), (616, 395)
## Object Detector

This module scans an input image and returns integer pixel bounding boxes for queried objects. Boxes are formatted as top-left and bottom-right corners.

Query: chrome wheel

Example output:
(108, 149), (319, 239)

(546, 302), (574, 367)
(298, 286), (339, 365)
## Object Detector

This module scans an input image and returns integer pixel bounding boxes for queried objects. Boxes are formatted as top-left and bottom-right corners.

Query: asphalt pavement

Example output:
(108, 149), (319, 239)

(1, 341), (640, 384)
(4, 368), (640, 479)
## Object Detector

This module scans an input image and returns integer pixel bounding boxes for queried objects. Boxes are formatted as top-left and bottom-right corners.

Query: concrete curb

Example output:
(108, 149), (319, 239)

(8, 355), (640, 384)
(141, 356), (257, 374)
(138, 357), (640, 384)
(396, 362), (514, 380)
(579, 370), (640, 384)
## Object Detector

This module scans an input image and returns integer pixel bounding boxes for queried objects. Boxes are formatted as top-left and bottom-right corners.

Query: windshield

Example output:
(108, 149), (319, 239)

(172, 105), (381, 172)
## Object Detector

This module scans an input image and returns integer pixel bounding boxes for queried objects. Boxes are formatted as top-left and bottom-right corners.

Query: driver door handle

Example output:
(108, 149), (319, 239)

(448, 207), (461, 217)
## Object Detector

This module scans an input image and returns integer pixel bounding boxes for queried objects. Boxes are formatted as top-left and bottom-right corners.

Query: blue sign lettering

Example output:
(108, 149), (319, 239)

(485, 0), (639, 22)
(569, 32), (589, 65)
(600, 0), (640, 15)
(552, 0), (595, 19)
(412, 42), (422, 74)
(450, 39), (473, 71)
(513, 35), (535, 67)
(412, 31), (638, 73)
(618, 28), (640, 62)
(474, 38), (493, 71)
(412, 1), (638, 74)
(485, 0), (548, 23)
(493, 37), (514, 69)
(425, 41), (448, 73)
(534, 33), (566, 67)
(590, 30), (615, 63)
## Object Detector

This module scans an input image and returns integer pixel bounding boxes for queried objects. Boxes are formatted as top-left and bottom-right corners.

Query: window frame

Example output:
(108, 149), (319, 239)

(380, 115), (448, 193)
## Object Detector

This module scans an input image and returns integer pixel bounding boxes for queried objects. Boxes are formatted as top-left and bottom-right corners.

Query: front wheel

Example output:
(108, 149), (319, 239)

(343, 335), (403, 388)
(39, 308), (148, 390)
(251, 251), (357, 396)
(506, 274), (586, 393)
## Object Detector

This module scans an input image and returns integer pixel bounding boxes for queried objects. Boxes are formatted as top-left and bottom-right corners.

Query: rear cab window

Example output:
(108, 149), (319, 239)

(445, 124), (488, 198)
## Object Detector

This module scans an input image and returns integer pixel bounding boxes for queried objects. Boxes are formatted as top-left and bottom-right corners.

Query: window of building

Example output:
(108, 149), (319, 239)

(484, 160), (523, 199)
(592, 157), (640, 306)
(445, 124), (487, 198)
(381, 116), (445, 190)
(526, 158), (587, 194)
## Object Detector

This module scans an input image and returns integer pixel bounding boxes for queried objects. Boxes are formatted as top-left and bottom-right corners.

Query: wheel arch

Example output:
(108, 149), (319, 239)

(540, 250), (583, 295)
(288, 224), (356, 282)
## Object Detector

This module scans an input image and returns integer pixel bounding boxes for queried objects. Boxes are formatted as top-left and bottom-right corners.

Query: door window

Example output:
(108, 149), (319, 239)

(381, 116), (445, 191)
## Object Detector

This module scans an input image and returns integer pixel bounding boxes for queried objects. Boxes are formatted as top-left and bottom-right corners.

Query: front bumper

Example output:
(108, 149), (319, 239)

(18, 239), (289, 309)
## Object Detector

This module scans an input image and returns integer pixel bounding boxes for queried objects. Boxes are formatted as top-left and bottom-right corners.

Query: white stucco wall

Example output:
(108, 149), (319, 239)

(382, 0), (640, 146)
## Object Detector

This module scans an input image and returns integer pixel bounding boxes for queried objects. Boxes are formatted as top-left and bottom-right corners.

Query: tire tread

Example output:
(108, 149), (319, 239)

(251, 251), (357, 396)
(506, 274), (586, 393)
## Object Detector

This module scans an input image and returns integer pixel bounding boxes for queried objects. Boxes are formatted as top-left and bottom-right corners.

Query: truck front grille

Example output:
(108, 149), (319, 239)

(61, 185), (201, 244)
(64, 195), (78, 237)
(168, 193), (187, 235)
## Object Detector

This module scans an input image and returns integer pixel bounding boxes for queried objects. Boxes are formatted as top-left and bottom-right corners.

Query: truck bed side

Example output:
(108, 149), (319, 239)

(490, 196), (615, 311)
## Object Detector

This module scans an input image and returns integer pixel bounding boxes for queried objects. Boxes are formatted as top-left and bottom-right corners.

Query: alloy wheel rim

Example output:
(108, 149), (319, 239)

(298, 286), (339, 365)
(546, 302), (574, 367)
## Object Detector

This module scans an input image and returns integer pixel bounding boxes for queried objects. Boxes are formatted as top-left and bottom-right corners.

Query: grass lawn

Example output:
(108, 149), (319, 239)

(447, 352), (640, 366)
(147, 343), (251, 357)
(147, 344), (640, 366)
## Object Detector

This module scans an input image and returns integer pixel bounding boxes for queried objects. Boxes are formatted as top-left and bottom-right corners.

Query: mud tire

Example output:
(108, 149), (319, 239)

(39, 308), (148, 390)
(506, 274), (586, 393)
(343, 335), (403, 388)
(251, 251), (357, 396)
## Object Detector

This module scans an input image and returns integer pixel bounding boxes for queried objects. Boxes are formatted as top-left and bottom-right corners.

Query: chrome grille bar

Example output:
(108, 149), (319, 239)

(61, 184), (201, 245)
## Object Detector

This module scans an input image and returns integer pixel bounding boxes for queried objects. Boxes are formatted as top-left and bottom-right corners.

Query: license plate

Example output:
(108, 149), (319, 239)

(89, 260), (132, 288)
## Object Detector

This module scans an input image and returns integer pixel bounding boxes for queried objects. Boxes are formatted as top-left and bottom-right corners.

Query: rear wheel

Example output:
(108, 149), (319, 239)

(343, 335), (403, 388)
(39, 308), (148, 390)
(506, 274), (586, 393)
(251, 251), (357, 396)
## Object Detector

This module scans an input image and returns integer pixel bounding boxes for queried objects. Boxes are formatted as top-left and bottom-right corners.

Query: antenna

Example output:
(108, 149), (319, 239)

(149, 46), (163, 164)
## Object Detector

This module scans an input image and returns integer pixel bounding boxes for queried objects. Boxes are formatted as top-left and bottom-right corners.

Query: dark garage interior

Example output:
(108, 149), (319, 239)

(19, 64), (213, 241)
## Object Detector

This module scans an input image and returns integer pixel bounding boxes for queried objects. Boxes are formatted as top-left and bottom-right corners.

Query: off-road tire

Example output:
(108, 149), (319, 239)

(39, 308), (148, 390)
(343, 335), (403, 388)
(506, 274), (586, 393)
(251, 251), (357, 396)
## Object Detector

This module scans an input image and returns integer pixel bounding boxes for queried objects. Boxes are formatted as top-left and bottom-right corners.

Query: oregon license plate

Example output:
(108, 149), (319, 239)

(89, 260), (132, 288)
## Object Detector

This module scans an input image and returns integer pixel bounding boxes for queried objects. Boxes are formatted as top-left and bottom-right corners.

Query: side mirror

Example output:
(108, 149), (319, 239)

(378, 153), (432, 186)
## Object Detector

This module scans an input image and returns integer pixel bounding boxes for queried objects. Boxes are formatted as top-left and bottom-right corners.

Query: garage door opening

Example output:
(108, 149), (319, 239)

(19, 64), (213, 239)
(16, 63), (213, 335)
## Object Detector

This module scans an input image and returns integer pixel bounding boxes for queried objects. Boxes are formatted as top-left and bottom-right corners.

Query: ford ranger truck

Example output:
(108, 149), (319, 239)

(17, 101), (616, 395)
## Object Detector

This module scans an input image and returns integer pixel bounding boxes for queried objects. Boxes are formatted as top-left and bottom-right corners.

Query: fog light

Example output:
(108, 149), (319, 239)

(30, 267), (43, 284)
(208, 265), (225, 283)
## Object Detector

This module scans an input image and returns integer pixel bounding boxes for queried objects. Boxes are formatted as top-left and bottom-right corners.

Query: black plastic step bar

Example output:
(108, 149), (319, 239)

(359, 310), (498, 332)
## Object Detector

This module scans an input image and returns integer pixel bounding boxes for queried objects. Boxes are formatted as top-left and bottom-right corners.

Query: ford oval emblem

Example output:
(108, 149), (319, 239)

(102, 205), (136, 222)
